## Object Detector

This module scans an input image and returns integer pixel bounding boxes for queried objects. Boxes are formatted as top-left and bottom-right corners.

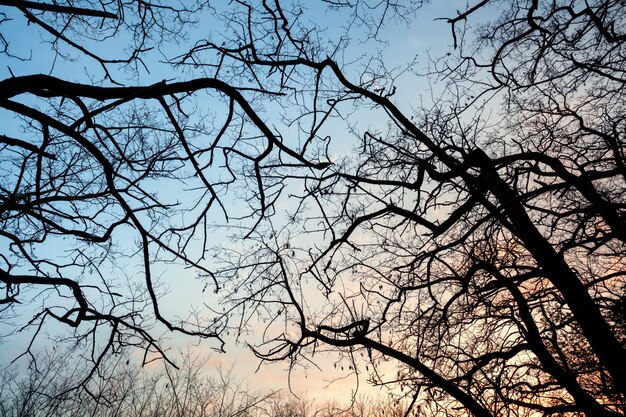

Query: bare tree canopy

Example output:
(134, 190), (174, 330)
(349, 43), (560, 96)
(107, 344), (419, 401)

(1, 1), (625, 416)
(0, 349), (278, 417)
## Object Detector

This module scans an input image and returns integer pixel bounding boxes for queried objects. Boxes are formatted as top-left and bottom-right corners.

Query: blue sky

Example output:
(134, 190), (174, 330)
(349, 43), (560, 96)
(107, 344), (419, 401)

(0, 0), (483, 403)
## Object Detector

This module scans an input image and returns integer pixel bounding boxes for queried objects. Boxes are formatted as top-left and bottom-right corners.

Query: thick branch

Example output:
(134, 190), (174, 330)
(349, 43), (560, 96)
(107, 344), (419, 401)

(0, 0), (117, 19)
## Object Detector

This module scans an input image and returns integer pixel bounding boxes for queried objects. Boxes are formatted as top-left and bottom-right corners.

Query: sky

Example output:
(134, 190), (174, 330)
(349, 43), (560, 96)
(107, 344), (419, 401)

(0, 0), (477, 405)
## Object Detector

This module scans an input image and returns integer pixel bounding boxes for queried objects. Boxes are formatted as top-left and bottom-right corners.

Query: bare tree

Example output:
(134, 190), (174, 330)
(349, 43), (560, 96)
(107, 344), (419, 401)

(0, 0), (321, 384)
(0, 348), (275, 417)
(179, 1), (625, 416)
(0, 0), (231, 387)
(2, 1), (625, 416)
